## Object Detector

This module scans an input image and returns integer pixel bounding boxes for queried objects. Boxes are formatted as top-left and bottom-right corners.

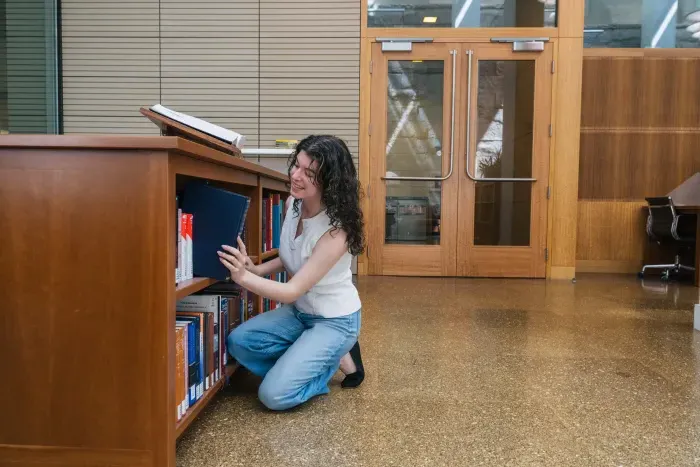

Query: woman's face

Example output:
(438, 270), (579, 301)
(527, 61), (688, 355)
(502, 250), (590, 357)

(289, 150), (321, 201)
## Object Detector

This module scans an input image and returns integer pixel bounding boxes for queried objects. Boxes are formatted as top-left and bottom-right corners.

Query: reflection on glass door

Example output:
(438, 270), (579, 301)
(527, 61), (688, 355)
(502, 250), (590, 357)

(473, 60), (535, 247)
(385, 60), (444, 245)
(369, 42), (459, 276)
(458, 43), (552, 278)
(368, 0), (557, 28)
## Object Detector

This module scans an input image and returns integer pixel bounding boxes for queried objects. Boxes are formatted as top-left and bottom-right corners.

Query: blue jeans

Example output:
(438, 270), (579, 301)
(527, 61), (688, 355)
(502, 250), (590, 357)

(227, 304), (361, 411)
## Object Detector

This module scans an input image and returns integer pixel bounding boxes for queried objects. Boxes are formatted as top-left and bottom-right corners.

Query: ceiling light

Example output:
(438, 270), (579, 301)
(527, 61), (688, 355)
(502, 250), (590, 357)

(422, 16), (437, 23)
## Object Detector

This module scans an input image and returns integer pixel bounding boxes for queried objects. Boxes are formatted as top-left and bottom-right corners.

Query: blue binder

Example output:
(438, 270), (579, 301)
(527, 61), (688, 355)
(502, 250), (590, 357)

(180, 181), (250, 281)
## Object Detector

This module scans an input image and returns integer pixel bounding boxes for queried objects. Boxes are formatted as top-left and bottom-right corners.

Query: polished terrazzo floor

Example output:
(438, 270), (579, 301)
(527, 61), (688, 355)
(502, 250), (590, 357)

(176, 275), (700, 466)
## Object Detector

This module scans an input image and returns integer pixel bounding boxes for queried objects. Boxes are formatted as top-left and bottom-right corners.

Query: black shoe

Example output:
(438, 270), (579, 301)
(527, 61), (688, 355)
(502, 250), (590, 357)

(341, 341), (365, 388)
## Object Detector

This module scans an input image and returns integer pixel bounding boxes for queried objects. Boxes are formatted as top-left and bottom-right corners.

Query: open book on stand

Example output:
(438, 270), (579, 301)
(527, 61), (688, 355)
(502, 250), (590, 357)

(149, 104), (246, 149)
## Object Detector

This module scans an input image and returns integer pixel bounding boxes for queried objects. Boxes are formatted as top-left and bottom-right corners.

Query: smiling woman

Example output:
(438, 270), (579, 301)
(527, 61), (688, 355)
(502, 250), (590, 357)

(218, 135), (367, 411)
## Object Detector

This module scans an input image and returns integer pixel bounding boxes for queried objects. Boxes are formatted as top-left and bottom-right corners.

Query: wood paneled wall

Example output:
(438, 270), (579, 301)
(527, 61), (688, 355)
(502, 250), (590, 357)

(577, 51), (700, 273)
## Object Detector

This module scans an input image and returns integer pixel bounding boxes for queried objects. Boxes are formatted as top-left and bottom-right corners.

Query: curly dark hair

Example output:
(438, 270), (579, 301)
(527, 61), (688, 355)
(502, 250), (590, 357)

(287, 135), (365, 256)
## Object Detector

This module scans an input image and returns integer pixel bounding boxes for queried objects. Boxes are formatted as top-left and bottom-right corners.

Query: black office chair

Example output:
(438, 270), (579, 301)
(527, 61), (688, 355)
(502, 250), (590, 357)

(639, 196), (696, 280)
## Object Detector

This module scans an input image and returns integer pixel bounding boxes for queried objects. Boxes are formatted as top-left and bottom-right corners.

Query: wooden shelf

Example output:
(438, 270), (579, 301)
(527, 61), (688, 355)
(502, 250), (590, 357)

(175, 277), (218, 300)
(260, 249), (279, 261)
(175, 363), (239, 439)
(0, 135), (288, 466)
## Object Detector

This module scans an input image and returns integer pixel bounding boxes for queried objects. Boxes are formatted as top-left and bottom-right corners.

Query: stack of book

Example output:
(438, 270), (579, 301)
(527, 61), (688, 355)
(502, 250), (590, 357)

(174, 283), (255, 421)
(262, 193), (284, 253)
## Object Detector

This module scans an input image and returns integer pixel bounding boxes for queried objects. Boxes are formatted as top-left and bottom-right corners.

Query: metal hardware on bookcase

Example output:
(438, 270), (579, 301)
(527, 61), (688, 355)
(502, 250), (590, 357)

(464, 50), (537, 184)
(381, 50), (456, 182)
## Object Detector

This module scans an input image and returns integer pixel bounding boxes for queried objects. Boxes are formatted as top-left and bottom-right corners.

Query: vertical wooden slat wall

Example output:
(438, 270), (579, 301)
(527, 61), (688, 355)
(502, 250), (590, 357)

(61, 0), (160, 134)
(259, 0), (361, 165)
(160, 0), (260, 147)
(61, 0), (361, 161)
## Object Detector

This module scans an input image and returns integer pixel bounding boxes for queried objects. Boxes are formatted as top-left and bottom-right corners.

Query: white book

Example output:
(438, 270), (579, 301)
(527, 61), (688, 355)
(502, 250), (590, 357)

(150, 104), (246, 149)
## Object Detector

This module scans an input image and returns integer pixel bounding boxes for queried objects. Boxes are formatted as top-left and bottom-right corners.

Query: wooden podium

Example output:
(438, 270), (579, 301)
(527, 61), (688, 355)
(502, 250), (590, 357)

(0, 114), (288, 466)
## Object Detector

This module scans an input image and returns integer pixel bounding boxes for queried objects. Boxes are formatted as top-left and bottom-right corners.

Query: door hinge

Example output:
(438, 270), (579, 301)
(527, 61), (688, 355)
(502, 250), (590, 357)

(548, 124), (553, 137)
(551, 60), (556, 74)
(545, 248), (549, 262)
(546, 186), (551, 200)
(368, 123), (372, 136)
(369, 60), (373, 74)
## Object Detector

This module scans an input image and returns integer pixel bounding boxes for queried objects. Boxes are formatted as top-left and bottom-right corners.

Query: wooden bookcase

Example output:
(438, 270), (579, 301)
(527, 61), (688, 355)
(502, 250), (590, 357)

(0, 133), (288, 467)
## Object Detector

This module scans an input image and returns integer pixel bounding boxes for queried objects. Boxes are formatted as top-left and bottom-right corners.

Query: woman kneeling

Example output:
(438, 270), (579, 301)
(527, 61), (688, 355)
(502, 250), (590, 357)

(218, 135), (365, 411)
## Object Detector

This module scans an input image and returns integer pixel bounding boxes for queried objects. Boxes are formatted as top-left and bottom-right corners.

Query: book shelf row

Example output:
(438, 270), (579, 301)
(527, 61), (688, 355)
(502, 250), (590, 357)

(172, 180), (290, 437)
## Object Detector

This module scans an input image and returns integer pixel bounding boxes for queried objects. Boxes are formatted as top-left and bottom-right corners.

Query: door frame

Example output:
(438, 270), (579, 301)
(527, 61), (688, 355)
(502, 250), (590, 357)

(363, 37), (556, 278)
(367, 42), (461, 276)
(456, 42), (554, 278)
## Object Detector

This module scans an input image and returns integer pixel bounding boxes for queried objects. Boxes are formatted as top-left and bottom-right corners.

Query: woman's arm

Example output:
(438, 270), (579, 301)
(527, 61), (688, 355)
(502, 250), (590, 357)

(251, 256), (285, 277)
(219, 228), (347, 304)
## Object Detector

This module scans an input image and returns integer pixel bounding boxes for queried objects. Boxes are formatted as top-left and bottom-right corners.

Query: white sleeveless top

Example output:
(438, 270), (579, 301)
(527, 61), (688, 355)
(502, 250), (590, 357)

(278, 200), (361, 318)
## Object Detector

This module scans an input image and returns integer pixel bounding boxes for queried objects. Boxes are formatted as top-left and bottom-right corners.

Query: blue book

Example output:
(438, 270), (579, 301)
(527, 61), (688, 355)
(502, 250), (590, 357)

(176, 319), (199, 406)
(272, 201), (280, 249)
(176, 313), (205, 400)
(180, 182), (250, 281)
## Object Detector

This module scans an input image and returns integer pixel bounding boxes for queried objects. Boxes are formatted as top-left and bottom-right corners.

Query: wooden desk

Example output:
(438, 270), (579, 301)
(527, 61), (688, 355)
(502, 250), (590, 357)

(677, 205), (700, 287)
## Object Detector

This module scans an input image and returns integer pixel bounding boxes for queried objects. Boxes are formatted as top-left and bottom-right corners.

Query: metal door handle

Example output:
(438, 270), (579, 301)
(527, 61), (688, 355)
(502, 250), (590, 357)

(464, 50), (537, 183)
(382, 50), (456, 182)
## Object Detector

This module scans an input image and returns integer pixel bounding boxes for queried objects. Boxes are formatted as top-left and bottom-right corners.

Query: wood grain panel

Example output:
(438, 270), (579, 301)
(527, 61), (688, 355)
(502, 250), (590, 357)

(581, 57), (700, 129)
(558, 0), (585, 39)
(0, 149), (169, 464)
(549, 38), (583, 275)
(576, 201), (647, 268)
(579, 132), (700, 200)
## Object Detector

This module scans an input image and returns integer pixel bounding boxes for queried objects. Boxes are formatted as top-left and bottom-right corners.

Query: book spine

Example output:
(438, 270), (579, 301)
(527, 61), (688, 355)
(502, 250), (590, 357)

(179, 212), (186, 282)
(186, 213), (193, 280)
(205, 313), (213, 389)
(248, 290), (255, 318)
(220, 299), (228, 375)
(176, 205), (182, 283)
(181, 324), (189, 413)
(237, 197), (251, 240)
(175, 325), (184, 420)
(182, 320), (198, 406)
(177, 295), (218, 312)
(262, 197), (268, 252)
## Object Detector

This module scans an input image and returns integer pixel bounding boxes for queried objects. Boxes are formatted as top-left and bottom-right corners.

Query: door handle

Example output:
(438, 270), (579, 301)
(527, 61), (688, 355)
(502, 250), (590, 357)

(382, 49), (456, 182)
(464, 50), (537, 183)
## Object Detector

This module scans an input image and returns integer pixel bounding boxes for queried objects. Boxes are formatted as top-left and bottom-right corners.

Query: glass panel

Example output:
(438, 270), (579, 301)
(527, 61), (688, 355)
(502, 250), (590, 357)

(385, 60), (443, 245)
(473, 60), (534, 246)
(1, 0), (60, 134)
(585, 0), (700, 48)
(368, 0), (557, 28)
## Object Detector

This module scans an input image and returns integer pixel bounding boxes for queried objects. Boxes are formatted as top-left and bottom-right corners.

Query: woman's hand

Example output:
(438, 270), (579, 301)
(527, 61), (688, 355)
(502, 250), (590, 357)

(218, 240), (249, 282)
(236, 236), (256, 272)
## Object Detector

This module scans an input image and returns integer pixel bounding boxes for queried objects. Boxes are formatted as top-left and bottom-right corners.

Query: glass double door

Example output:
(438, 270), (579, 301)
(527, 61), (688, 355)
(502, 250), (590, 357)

(368, 40), (552, 277)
